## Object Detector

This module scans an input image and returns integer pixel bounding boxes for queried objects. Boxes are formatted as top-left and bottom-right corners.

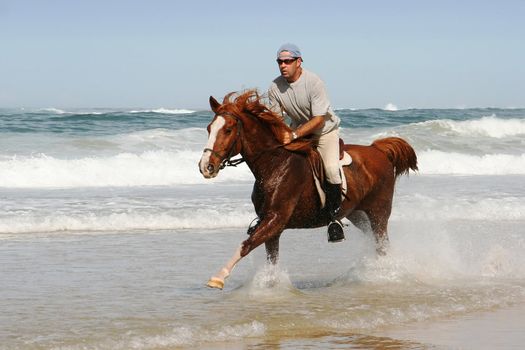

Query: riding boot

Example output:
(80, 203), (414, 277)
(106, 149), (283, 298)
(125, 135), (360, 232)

(325, 183), (345, 243)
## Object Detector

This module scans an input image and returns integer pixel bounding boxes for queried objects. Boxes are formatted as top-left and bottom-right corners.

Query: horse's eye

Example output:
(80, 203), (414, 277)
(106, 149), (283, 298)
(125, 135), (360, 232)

(225, 128), (233, 134)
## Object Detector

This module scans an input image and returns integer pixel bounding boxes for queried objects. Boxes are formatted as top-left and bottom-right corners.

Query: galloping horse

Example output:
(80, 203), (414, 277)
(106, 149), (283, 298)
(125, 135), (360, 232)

(199, 90), (418, 289)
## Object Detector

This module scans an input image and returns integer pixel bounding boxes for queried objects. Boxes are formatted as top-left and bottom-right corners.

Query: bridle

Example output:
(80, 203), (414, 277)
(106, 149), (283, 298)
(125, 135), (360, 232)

(203, 112), (287, 170)
(203, 113), (245, 170)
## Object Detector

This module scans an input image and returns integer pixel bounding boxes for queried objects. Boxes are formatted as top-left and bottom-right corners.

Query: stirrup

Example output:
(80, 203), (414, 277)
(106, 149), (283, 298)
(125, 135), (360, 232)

(327, 220), (345, 243)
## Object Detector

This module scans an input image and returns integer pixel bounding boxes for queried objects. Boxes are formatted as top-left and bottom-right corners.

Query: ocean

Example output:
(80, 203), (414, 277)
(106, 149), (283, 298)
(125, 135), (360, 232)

(1, 106), (524, 349)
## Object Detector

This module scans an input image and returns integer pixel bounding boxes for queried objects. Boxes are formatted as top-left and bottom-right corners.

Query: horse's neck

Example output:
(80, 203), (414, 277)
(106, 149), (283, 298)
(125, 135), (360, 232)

(240, 119), (283, 171)
(245, 145), (288, 177)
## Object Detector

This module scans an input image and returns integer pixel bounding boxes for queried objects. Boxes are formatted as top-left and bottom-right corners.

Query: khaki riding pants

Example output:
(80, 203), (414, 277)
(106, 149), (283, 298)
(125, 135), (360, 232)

(316, 129), (342, 185)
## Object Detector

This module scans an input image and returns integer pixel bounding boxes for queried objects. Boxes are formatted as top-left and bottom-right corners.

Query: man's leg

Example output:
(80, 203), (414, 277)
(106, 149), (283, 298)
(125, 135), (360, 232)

(318, 129), (345, 242)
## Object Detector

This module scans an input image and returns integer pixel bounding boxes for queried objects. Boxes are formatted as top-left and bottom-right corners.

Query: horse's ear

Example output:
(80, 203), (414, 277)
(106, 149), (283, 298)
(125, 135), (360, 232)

(209, 96), (220, 113)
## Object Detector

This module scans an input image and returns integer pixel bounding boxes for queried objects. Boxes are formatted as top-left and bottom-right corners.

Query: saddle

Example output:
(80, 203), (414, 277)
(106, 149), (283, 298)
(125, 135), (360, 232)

(307, 138), (352, 208)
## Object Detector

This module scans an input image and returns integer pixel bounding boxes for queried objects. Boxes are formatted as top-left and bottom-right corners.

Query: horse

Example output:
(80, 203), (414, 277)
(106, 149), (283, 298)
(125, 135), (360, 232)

(198, 90), (418, 289)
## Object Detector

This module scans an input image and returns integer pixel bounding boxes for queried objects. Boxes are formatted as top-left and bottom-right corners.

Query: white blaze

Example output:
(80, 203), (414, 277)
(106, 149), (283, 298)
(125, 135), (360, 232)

(199, 116), (226, 175)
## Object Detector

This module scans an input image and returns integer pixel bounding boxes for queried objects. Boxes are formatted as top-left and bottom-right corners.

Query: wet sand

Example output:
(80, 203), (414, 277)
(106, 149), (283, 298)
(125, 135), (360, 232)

(379, 302), (525, 349)
(205, 303), (525, 349)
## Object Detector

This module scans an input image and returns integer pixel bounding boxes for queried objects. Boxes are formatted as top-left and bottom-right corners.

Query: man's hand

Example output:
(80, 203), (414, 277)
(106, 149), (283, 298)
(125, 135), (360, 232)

(282, 130), (294, 145)
(282, 116), (325, 145)
(302, 116), (325, 135)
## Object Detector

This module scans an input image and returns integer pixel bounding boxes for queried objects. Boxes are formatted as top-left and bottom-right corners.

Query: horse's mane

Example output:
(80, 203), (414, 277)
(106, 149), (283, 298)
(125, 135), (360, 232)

(219, 90), (312, 153)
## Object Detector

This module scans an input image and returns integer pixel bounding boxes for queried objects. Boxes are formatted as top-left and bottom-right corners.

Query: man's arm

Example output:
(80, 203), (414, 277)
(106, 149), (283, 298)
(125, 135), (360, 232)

(282, 115), (325, 144)
(268, 87), (285, 121)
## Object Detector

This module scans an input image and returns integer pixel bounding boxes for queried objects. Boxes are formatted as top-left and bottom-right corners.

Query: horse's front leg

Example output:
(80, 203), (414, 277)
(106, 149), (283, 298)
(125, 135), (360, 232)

(206, 212), (288, 289)
(265, 235), (280, 264)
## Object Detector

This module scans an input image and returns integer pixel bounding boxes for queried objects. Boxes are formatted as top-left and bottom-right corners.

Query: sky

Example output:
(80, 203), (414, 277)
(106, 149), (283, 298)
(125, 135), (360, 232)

(1, 0), (524, 109)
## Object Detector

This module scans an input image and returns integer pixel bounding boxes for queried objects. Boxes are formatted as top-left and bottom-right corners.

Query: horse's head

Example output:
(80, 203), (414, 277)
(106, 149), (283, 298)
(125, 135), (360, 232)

(199, 96), (243, 178)
(199, 90), (311, 179)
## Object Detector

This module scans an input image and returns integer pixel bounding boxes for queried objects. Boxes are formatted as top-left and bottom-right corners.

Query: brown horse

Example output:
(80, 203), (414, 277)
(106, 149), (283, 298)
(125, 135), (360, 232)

(199, 90), (418, 289)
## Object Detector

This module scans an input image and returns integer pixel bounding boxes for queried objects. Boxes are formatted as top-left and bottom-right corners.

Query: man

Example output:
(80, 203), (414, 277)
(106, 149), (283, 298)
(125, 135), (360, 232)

(268, 43), (345, 243)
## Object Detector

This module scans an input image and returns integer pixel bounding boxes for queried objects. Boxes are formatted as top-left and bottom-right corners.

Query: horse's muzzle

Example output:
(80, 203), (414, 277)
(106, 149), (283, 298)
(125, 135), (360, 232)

(199, 155), (219, 179)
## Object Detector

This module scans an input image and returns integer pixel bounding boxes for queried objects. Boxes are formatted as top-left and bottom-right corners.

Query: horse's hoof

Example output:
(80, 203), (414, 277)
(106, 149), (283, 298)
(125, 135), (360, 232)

(206, 277), (224, 290)
(376, 247), (388, 256)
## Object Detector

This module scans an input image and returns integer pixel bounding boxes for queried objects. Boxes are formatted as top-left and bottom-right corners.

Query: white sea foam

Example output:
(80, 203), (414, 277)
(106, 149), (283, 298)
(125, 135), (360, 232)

(384, 103), (398, 111)
(66, 110), (107, 115)
(1, 148), (522, 189)
(379, 225), (525, 281)
(418, 150), (525, 175)
(418, 116), (525, 138)
(1, 186), (521, 235)
(35, 107), (195, 115)
(35, 107), (198, 115)
(129, 108), (195, 114)
(241, 264), (295, 298)
(393, 194), (525, 221)
(0, 207), (255, 234)
(39, 107), (67, 114)
(127, 321), (265, 348)
(114, 127), (208, 151)
(0, 150), (253, 188)
(51, 321), (266, 350)
(35, 108), (112, 115)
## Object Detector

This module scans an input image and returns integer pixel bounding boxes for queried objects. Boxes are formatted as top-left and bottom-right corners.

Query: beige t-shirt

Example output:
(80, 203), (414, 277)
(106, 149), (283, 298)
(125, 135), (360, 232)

(268, 69), (340, 135)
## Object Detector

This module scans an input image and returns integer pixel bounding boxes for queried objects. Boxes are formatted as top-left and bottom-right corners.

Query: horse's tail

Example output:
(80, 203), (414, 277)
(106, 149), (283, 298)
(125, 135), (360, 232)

(372, 137), (418, 177)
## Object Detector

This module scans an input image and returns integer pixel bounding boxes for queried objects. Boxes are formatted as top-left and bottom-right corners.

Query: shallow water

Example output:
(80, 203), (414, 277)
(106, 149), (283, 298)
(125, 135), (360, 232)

(1, 176), (524, 349)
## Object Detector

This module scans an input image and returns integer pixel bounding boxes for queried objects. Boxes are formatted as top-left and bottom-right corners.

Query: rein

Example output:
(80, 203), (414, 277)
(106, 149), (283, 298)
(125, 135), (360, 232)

(202, 147), (244, 170)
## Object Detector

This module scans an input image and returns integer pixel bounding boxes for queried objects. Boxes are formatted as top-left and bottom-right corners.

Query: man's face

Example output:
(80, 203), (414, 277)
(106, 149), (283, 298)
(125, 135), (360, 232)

(277, 51), (301, 82)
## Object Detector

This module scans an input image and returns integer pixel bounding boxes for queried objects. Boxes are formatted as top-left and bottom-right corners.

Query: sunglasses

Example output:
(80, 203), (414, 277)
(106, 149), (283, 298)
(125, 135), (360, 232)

(276, 58), (298, 65)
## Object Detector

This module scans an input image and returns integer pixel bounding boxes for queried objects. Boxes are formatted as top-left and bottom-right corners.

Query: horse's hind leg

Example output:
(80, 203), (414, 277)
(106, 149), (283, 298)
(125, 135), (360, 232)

(348, 209), (390, 255)
(368, 211), (390, 255)
(347, 210), (373, 235)
(249, 218), (280, 264)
